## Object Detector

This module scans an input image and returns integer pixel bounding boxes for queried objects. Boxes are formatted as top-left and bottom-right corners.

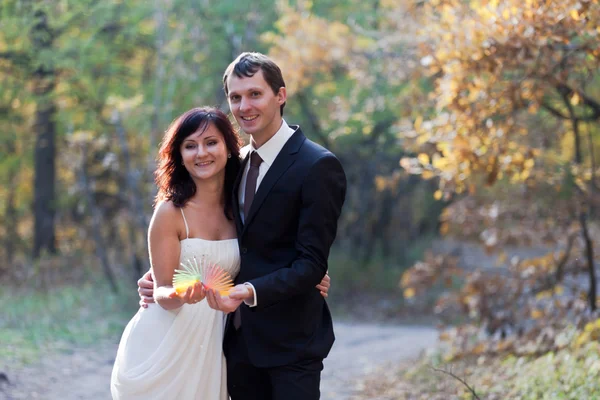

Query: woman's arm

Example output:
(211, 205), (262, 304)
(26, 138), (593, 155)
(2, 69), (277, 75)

(149, 201), (205, 310)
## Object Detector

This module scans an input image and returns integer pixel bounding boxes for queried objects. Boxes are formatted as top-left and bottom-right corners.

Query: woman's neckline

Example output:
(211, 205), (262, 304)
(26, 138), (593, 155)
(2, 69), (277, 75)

(181, 237), (237, 243)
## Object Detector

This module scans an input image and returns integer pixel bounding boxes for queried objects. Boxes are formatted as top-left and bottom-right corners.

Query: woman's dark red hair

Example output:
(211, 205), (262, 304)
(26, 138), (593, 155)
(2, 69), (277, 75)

(154, 107), (242, 218)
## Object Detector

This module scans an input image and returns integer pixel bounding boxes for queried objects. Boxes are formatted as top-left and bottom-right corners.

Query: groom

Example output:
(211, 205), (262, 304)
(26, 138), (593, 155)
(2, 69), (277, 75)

(138, 52), (346, 399)
(204, 52), (347, 400)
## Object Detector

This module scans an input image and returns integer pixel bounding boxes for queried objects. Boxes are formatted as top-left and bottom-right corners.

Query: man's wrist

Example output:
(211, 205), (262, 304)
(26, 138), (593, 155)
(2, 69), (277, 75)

(243, 282), (258, 307)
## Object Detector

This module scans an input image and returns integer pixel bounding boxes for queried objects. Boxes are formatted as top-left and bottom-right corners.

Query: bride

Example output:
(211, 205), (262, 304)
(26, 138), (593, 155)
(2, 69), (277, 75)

(110, 107), (329, 399)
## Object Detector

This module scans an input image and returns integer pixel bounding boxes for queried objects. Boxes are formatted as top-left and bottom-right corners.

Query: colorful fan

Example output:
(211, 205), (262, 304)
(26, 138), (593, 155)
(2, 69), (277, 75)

(172, 256), (234, 296)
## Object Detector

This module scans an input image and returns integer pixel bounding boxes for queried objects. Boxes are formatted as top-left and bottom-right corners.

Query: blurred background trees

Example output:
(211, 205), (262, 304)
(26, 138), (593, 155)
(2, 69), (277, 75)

(399, 0), (600, 356)
(0, 0), (444, 288)
(1, 0), (598, 354)
(2, 1), (599, 397)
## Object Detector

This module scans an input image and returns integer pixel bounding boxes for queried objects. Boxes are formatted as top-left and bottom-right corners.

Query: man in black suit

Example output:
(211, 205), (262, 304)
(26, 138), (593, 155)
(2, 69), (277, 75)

(205, 52), (346, 400)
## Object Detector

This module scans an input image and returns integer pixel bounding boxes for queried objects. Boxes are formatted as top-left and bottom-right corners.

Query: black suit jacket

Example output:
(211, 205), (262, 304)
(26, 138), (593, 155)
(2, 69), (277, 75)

(226, 126), (346, 368)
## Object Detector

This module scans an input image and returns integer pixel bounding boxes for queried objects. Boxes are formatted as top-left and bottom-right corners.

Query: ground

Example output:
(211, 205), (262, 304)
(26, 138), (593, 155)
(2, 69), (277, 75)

(1, 321), (437, 400)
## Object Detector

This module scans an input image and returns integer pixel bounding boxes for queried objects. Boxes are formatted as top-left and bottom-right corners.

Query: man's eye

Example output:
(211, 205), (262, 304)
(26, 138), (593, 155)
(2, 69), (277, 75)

(252, 92), (260, 97)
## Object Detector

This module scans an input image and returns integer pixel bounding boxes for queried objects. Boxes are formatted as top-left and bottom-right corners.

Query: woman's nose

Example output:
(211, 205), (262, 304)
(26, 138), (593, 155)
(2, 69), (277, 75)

(196, 145), (207, 157)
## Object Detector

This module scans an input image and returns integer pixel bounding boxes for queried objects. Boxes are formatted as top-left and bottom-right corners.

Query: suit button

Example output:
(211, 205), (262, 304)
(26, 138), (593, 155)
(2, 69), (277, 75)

(241, 247), (248, 254)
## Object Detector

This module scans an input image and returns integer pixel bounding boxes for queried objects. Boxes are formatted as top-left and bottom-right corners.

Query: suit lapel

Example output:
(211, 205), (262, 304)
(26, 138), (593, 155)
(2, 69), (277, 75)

(242, 128), (306, 234)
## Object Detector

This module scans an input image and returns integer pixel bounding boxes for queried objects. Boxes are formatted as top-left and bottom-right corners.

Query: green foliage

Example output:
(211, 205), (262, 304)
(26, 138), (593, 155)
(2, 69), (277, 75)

(0, 281), (138, 365)
(367, 342), (600, 399)
(504, 345), (600, 399)
(328, 249), (404, 294)
(328, 234), (435, 295)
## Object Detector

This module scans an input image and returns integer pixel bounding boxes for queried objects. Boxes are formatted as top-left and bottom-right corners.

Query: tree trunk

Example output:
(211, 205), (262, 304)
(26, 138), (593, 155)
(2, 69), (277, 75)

(580, 214), (597, 311)
(587, 127), (597, 216)
(150, 0), (167, 149)
(79, 145), (119, 293)
(31, 10), (57, 258)
(5, 176), (18, 266)
(114, 111), (150, 281)
(564, 93), (597, 311)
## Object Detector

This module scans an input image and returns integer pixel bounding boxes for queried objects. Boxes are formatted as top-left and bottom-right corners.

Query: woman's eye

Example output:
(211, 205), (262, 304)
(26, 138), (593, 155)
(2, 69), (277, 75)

(252, 92), (260, 97)
(208, 141), (217, 145)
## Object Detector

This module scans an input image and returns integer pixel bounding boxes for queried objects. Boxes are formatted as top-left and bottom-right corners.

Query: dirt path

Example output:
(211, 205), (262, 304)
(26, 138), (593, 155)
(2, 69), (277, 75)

(1, 322), (437, 400)
(321, 322), (437, 399)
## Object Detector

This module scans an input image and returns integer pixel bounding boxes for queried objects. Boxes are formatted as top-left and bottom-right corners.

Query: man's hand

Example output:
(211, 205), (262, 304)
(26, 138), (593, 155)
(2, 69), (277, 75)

(205, 287), (245, 314)
(228, 284), (254, 302)
(316, 272), (330, 298)
(138, 270), (154, 308)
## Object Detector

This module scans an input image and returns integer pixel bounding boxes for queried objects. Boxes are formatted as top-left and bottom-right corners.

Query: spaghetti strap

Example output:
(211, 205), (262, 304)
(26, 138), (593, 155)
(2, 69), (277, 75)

(180, 208), (190, 239)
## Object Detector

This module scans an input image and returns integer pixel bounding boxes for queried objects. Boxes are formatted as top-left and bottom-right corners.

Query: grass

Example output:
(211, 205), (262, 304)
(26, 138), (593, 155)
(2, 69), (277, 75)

(356, 341), (600, 399)
(0, 280), (138, 366)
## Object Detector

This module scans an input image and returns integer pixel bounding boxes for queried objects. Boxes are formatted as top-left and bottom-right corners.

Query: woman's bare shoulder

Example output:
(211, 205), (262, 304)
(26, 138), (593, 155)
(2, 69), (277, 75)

(150, 200), (183, 233)
(154, 199), (179, 216)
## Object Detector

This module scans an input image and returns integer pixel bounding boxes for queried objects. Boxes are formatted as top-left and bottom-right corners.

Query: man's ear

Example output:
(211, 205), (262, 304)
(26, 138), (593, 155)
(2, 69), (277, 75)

(277, 87), (287, 105)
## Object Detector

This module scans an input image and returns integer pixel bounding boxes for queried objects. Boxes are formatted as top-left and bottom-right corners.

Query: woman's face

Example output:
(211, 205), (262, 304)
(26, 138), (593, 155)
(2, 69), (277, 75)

(180, 123), (229, 182)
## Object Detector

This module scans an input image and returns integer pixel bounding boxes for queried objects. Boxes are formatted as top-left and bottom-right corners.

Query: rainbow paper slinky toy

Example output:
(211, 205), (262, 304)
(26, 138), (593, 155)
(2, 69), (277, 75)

(172, 256), (234, 296)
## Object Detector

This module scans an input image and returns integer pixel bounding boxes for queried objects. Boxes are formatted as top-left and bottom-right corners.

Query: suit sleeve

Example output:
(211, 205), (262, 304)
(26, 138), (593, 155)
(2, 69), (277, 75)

(248, 154), (347, 308)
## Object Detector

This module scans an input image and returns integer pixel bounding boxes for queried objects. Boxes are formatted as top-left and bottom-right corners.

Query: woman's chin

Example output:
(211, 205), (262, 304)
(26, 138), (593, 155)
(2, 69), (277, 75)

(190, 169), (225, 182)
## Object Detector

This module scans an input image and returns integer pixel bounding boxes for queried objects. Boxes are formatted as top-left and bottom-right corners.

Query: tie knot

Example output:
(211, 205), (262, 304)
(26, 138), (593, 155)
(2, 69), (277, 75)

(250, 151), (263, 167)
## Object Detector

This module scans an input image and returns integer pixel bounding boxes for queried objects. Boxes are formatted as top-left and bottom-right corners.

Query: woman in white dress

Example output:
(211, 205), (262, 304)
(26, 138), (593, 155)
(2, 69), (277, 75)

(111, 107), (243, 399)
(111, 107), (330, 399)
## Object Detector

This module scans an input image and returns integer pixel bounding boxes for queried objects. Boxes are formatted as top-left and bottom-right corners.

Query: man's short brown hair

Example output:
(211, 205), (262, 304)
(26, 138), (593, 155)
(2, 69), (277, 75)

(223, 52), (286, 116)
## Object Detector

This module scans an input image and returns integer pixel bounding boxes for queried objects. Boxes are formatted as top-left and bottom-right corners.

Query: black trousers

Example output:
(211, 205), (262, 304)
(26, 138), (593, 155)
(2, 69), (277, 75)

(225, 328), (323, 400)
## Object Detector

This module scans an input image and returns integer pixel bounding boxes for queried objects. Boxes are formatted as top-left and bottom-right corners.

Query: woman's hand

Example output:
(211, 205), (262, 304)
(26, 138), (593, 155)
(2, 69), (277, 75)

(316, 272), (331, 298)
(155, 282), (207, 310)
(175, 281), (207, 304)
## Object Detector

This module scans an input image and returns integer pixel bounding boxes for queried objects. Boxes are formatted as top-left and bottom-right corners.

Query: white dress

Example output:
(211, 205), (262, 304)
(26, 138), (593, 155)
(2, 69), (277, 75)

(111, 214), (240, 400)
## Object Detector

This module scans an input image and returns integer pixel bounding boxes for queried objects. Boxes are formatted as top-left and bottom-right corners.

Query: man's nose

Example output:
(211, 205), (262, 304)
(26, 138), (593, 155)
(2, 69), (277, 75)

(239, 97), (251, 112)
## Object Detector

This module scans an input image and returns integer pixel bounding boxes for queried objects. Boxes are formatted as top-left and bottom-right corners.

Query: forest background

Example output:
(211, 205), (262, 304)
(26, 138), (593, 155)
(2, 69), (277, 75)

(1, 0), (599, 398)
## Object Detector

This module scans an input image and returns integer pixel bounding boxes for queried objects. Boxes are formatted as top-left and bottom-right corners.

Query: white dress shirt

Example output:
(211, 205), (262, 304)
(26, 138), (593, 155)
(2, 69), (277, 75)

(238, 120), (295, 221)
(238, 120), (295, 307)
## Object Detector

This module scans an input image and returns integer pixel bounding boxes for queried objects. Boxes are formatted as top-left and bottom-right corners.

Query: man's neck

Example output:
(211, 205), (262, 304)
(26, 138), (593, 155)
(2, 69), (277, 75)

(251, 119), (284, 149)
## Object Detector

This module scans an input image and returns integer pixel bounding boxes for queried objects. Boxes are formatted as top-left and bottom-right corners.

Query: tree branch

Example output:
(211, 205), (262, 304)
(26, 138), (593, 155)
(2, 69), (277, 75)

(431, 366), (481, 400)
(531, 234), (576, 296)
(296, 91), (332, 149)
(556, 83), (600, 121)
(541, 102), (569, 120)
(0, 51), (30, 67)
(363, 117), (397, 146)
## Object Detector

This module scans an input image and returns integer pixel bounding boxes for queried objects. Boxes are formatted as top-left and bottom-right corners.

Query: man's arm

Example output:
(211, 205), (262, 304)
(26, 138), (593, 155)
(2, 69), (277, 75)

(231, 154), (346, 308)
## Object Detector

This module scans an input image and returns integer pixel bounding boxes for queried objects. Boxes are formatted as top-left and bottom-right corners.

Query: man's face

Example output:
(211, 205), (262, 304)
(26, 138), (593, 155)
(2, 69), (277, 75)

(226, 69), (286, 143)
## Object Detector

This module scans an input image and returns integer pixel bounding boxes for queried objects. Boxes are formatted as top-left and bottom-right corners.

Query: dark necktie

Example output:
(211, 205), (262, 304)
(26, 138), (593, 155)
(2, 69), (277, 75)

(234, 152), (262, 330)
(243, 151), (263, 220)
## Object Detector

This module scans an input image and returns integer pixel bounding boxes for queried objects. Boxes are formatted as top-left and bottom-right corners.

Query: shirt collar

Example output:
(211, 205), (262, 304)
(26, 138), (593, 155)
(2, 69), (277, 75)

(249, 119), (294, 168)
